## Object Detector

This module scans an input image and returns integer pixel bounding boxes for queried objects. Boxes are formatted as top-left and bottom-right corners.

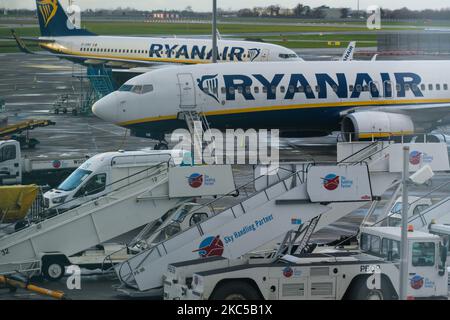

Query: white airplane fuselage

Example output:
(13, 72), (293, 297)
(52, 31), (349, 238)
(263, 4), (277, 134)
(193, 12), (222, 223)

(39, 35), (301, 66)
(92, 60), (450, 140)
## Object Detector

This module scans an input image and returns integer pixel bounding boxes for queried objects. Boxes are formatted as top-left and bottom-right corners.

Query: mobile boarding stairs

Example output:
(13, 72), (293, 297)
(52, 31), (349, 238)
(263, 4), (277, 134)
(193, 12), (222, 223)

(114, 140), (450, 297)
(0, 155), (235, 277)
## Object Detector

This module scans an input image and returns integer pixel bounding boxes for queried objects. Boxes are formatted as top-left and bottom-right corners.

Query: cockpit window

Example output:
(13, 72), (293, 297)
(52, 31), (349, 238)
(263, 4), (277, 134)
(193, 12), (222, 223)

(279, 53), (298, 59)
(119, 84), (133, 92)
(142, 85), (154, 94)
(131, 85), (143, 94)
(119, 84), (153, 94)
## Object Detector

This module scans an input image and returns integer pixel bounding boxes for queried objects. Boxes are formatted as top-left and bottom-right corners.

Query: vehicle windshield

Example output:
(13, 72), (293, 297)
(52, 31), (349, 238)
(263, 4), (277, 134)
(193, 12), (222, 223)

(412, 242), (435, 267)
(391, 202), (402, 214)
(57, 168), (92, 191)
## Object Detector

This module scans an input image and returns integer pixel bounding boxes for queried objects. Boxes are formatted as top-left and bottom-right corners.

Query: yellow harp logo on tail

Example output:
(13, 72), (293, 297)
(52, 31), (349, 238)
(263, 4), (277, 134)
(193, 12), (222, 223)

(37, 0), (58, 27)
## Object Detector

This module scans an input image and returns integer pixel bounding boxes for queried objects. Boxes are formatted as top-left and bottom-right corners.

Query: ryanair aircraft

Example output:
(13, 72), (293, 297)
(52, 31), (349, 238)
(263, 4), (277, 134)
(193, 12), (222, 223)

(15, 0), (301, 69)
(92, 60), (450, 148)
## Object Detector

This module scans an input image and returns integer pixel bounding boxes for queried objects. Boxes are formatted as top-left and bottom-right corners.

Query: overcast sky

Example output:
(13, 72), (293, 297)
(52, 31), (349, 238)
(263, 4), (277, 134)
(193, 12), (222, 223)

(2, 0), (450, 11)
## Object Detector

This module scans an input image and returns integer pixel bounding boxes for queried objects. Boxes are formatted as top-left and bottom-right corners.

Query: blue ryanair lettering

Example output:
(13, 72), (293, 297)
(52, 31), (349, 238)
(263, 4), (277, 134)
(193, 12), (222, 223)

(176, 45), (189, 59)
(223, 75), (254, 100)
(351, 73), (379, 98)
(229, 47), (245, 61)
(395, 72), (424, 97)
(191, 45), (206, 60)
(253, 74), (284, 99)
(164, 44), (178, 58)
(197, 72), (424, 102)
(149, 43), (163, 57)
(315, 73), (348, 99)
(285, 74), (315, 99)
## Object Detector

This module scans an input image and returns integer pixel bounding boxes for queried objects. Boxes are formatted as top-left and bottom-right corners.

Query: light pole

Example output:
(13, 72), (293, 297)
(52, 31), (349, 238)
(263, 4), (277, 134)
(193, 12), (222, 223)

(212, 0), (218, 63)
(399, 146), (410, 300)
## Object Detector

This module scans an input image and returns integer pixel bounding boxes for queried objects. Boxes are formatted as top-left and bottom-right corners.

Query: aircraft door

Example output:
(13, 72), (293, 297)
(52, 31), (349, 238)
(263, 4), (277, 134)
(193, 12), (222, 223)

(261, 49), (270, 61)
(177, 73), (197, 109)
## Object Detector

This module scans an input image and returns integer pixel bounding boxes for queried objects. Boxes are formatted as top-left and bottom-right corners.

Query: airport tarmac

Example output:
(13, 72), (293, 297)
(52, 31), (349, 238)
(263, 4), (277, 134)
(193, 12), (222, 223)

(1, 52), (450, 300)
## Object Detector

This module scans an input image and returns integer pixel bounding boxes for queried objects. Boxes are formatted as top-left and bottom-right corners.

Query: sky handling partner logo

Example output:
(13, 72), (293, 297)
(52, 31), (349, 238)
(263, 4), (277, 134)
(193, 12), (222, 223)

(322, 173), (354, 191)
(193, 235), (224, 258)
(410, 275), (424, 290)
(322, 174), (340, 191)
(409, 151), (422, 165)
(38, 0), (58, 27)
(187, 173), (203, 188)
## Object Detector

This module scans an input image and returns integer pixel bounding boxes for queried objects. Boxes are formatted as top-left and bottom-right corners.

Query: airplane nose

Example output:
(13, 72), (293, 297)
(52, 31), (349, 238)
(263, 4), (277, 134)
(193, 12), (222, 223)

(92, 93), (118, 123)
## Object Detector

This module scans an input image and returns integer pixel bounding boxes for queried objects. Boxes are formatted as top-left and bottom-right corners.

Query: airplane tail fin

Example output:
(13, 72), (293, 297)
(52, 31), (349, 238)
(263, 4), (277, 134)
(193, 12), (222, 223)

(341, 41), (356, 61)
(35, 0), (95, 37)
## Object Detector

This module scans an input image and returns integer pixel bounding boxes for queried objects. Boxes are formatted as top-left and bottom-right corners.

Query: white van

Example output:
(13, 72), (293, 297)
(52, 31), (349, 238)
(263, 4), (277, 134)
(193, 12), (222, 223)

(43, 149), (186, 212)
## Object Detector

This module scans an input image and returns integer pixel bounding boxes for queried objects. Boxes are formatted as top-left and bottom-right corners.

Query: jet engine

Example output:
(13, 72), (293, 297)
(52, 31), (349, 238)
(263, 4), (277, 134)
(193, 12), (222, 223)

(341, 111), (414, 141)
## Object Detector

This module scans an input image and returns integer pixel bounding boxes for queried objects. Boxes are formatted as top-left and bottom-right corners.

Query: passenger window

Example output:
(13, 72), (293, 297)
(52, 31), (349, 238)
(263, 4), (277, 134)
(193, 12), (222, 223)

(280, 86), (286, 93)
(382, 238), (400, 261)
(271, 86), (276, 94)
(0, 145), (16, 163)
(306, 86), (313, 94)
(288, 85), (295, 94)
(349, 85), (354, 92)
(262, 87), (268, 93)
(436, 84), (441, 91)
(142, 85), (154, 94)
(412, 242), (435, 267)
(405, 84), (411, 91)
(299, 86), (305, 93)
(370, 235), (381, 254)
(221, 87), (226, 94)
(363, 85), (369, 92)
(396, 84), (401, 92)
(254, 87), (259, 94)
(229, 87), (235, 95)
(332, 84), (338, 92)
(429, 84), (433, 91)
(421, 84), (426, 91)
(413, 205), (429, 216)
(83, 173), (107, 196)
(315, 85), (320, 93)
(245, 86), (251, 95)
(356, 84), (362, 92)
(444, 84), (448, 90)
(237, 86), (243, 94)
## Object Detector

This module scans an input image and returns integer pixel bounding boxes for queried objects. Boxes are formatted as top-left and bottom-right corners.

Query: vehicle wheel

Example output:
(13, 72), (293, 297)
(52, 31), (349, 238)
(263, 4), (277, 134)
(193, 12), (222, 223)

(42, 258), (66, 281)
(345, 275), (396, 300)
(210, 281), (261, 300)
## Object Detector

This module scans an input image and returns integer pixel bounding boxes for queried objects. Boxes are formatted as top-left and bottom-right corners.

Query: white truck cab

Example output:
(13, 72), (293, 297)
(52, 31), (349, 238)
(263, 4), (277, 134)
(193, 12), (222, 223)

(43, 149), (184, 211)
(0, 140), (86, 187)
(386, 196), (432, 227)
(359, 227), (447, 298)
(164, 227), (447, 300)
